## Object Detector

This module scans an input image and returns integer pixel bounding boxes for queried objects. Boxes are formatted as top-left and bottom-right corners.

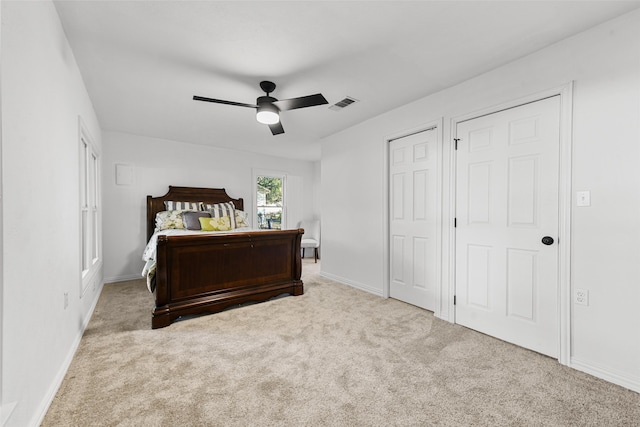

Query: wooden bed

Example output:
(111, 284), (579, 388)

(146, 186), (304, 329)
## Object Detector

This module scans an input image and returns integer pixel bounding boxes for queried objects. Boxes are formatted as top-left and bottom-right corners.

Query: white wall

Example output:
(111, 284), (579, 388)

(102, 131), (320, 282)
(1, 1), (103, 426)
(0, 1), (5, 422)
(321, 10), (640, 391)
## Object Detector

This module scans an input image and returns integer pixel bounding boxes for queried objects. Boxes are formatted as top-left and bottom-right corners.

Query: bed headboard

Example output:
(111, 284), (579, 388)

(146, 186), (244, 240)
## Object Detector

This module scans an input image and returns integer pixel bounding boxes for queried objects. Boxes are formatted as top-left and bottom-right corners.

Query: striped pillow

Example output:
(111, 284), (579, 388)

(206, 202), (237, 229)
(164, 201), (202, 211)
(202, 201), (235, 211)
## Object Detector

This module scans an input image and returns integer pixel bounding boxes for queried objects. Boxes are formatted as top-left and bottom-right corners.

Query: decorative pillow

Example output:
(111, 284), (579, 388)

(164, 201), (202, 211)
(203, 201), (235, 213)
(199, 216), (232, 232)
(155, 210), (187, 231)
(182, 211), (211, 230)
(235, 210), (251, 228)
(206, 202), (237, 229)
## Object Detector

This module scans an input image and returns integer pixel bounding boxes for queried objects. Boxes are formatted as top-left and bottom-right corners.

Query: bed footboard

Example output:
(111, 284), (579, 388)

(152, 229), (304, 329)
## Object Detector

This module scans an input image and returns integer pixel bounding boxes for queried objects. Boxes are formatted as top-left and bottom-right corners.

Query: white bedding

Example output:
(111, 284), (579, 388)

(141, 227), (253, 292)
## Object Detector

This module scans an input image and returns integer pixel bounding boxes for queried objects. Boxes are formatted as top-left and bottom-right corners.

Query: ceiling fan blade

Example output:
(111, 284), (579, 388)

(273, 93), (328, 111)
(268, 121), (285, 135)
(193, 95), (257, 109)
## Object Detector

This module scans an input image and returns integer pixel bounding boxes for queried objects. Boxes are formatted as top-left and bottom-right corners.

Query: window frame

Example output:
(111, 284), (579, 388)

(253, 169), (287, 230)
(79, 118), (101, 296)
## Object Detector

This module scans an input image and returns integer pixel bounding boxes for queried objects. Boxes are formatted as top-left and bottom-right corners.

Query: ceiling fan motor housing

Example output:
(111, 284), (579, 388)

(256, 96), (280, 124)
(257, 95), (279, 110)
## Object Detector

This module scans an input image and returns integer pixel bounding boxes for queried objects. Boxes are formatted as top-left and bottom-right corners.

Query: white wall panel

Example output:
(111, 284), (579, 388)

(2, 2), (103, 425)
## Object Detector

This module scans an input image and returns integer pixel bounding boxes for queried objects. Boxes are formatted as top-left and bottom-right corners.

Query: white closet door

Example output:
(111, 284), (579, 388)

(389, 129), (438, 311)
(455, 96), (561, 357)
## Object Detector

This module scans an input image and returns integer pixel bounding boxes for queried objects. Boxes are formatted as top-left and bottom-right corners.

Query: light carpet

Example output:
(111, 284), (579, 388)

(43, 260), (640, 426)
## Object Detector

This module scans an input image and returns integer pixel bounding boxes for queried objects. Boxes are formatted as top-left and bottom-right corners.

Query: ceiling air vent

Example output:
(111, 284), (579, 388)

(329, 96), (358, 111)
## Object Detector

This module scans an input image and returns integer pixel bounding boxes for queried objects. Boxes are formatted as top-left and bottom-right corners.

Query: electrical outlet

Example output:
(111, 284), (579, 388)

(64, 292), (69, 310)
(574, 288), (589, 306)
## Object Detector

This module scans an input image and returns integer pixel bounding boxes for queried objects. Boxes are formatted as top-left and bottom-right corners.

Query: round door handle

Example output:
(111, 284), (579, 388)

(541, 236), (554, 246)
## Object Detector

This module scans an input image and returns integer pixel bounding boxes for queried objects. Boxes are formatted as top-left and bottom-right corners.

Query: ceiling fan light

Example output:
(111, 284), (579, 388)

(256, 104), (279, 125)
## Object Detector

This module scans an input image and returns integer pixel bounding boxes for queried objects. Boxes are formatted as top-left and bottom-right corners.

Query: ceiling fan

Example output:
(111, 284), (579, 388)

(193, 81), (328, 135)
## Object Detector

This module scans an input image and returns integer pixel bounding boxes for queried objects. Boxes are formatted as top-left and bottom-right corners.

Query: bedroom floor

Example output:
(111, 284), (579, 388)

(301, 255), (321, 276)
(42, 257), (639, 426)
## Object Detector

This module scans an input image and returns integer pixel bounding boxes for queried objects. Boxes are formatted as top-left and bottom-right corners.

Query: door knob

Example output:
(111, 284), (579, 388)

(541, 236), (554, 246)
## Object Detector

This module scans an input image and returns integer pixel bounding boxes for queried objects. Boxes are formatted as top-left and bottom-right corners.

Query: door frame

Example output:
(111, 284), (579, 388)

(447, 83), (574, 365)
(383, 118), (444, 315)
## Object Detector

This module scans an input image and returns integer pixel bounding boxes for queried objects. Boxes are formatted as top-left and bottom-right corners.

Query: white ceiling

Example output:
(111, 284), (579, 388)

(53, 0), (640, 161)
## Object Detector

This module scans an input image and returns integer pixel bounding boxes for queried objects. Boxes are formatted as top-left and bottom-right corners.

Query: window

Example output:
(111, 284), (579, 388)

(79, 119), (100, 294)
(256, 174), (285, 229)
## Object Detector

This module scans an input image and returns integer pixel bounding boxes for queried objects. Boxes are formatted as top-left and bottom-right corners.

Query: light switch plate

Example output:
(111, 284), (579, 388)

(576, 191), (591, 207)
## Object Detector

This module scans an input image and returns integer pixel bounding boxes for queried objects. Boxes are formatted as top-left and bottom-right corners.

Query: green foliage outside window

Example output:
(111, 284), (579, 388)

(257, 176), (283, 206)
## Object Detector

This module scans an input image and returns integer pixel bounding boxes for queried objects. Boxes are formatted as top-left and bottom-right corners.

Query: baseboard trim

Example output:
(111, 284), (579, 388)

(31, 281), (104, 427)
(435, 311), (452, 323)
(104, 273), (142, 284)
(319, 272), (383, 297)
(570, 357), (640, 393)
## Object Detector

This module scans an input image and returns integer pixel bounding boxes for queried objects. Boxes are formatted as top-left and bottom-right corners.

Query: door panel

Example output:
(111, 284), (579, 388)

(508, 156), (539, 227)
(506, 248), (537, 321)
(455, 96), (560, 357)
(467, 162), (492, 224)
(466, 244), (491, 309)
(389, 129), (438, 311)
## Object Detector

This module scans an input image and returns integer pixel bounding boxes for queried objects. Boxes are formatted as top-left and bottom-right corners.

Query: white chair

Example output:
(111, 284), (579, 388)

(299, 220), (320, 263)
